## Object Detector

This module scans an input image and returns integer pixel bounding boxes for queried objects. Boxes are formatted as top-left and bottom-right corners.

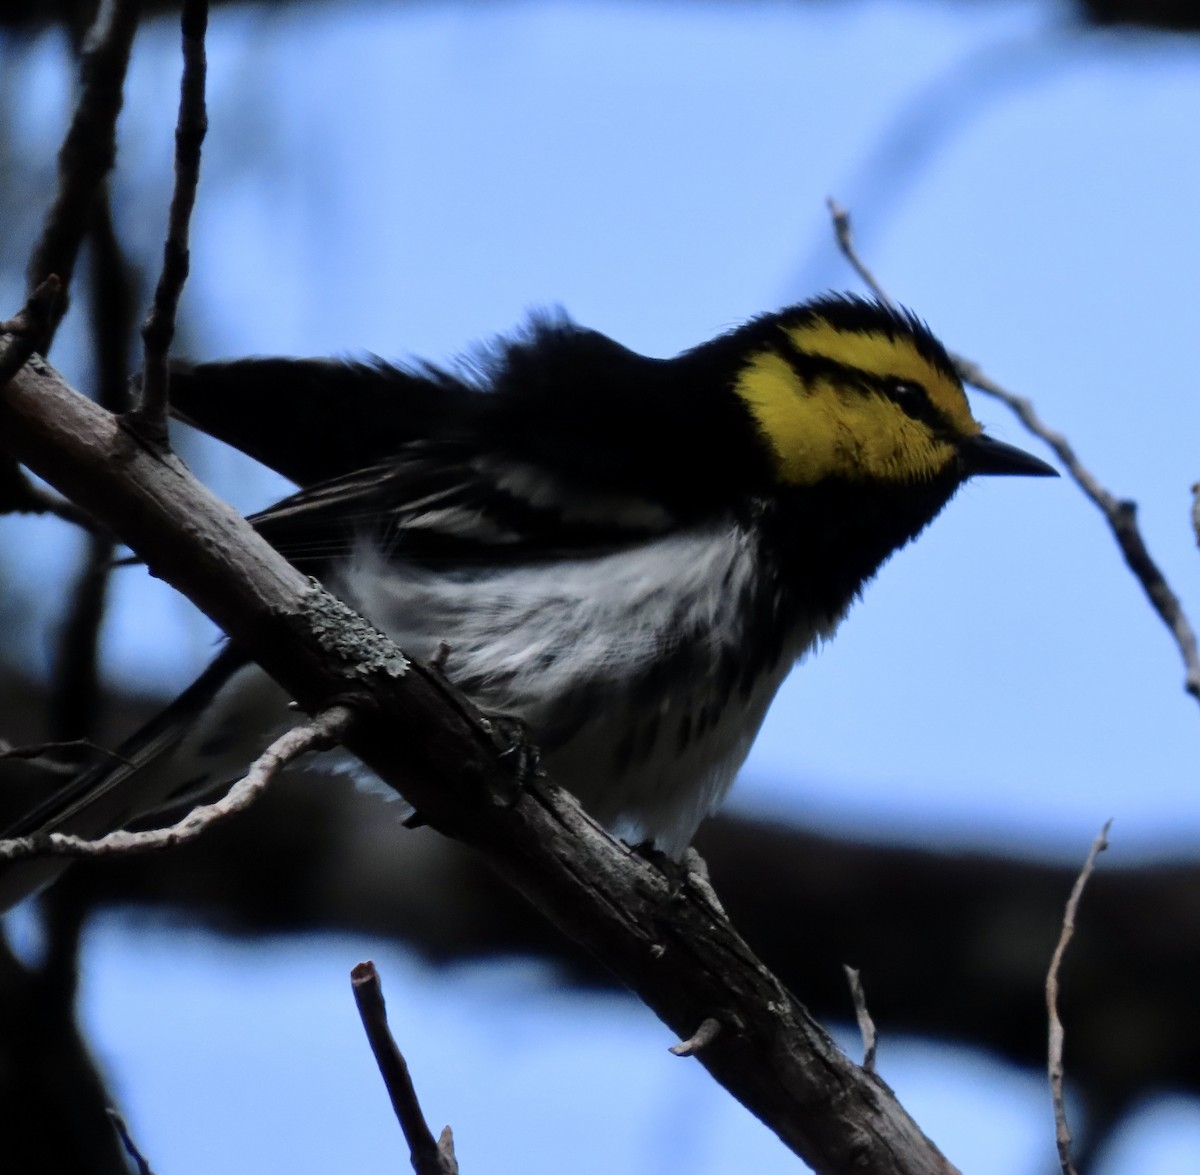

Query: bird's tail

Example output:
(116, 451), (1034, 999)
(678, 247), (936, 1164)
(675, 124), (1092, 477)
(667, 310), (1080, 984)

(0, 645), (293, 911)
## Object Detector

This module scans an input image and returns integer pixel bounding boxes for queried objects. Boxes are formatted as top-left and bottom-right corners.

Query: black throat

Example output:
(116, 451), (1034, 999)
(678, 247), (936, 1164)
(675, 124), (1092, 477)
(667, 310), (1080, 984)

(754, 470), (967, 629)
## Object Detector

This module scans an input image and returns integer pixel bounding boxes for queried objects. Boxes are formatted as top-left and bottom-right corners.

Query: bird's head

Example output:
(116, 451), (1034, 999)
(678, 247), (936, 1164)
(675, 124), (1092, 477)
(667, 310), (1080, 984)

(729, 295), (1055, 488)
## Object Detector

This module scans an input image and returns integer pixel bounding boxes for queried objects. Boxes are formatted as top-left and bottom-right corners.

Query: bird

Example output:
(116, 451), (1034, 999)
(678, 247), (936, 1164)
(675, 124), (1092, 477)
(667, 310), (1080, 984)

(0, 294), (1055, 906)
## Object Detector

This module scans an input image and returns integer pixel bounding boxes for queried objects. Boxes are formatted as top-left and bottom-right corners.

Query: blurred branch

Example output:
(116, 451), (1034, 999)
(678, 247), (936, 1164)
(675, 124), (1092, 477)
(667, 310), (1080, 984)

(0, 883), (130, 1174)
(48, 184), (143, 737)
(827, 198), (1200, 705)
(25, 0), (140, 349)
(351, 961), (459, 1175)
(1047, 820), (1111, 1175)
(0, 440), (102, 531)
(134, 0), (207, 438)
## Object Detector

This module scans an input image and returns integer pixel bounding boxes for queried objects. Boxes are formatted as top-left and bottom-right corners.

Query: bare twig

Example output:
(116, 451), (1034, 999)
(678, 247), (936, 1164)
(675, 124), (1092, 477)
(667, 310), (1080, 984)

(670, 1016), (722, 1057)
(134, 0), (209, 437)
(351, 961), (459, 1175)
(844, 965), (878, 1074)
(826, 198), (900, 314)
(106, 1108), (155, 1175)
(827, 199), (1200, 704)
(0, 705), (352, 863)
(25, 0), (141, 350)
(1046, 820), (1112, 1175)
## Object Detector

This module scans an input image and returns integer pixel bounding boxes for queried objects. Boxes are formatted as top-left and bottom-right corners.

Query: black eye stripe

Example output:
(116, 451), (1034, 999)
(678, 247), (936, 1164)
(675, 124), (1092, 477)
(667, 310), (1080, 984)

(775, 343), (959, 437)
(778, 345), (856, 386)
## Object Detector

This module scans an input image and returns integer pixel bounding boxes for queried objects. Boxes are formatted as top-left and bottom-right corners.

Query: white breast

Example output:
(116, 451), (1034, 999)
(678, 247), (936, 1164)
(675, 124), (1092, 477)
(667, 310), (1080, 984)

(336, 521), (836, 854)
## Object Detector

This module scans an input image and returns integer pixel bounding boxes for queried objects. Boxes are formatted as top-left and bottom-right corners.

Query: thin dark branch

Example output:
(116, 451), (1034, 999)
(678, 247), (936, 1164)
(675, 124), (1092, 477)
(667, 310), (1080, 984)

(0, 706), (352, 863)
(351, 961), (459, 1175)
(844, 965), (878, 1074)
(51, 532), (116, 739)
(827, 199), (1200, 704)
(86, 185), (140, 414)
(1046, 820), (1112, 1175)
(50, 189), (141, 737)
(106, 1108), (155, 1175)
(25, 0), (141, 351)
(134, 0), (208, 438)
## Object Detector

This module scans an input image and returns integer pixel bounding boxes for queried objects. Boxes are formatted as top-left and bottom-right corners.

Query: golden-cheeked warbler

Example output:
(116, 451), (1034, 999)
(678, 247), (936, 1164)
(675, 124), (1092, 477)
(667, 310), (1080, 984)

(0, 294), (1055, 905)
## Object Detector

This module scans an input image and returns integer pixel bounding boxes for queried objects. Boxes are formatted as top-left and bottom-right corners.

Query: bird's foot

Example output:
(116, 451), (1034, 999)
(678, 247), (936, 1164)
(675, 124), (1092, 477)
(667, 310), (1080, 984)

(480, 711), (542, 794)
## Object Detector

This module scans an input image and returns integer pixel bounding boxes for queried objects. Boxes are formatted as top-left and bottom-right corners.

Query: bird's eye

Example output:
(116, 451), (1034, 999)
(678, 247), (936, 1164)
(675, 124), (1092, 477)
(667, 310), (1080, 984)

(885, 378), (926, 403)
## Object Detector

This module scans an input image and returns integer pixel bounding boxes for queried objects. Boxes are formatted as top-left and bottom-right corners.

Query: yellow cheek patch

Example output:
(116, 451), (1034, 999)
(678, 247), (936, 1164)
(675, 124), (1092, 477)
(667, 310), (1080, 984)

(734, 352), (961, 486)
(786, 319), (980, 438)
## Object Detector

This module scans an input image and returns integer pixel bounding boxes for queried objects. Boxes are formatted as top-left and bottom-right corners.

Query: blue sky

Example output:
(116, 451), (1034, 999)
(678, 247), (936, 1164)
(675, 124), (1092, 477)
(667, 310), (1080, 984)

(3, 1), (1199, 1171)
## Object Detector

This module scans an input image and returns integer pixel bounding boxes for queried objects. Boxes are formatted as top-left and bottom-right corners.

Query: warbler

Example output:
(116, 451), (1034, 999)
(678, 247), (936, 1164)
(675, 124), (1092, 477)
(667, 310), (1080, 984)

(0, 295), (1054, 903)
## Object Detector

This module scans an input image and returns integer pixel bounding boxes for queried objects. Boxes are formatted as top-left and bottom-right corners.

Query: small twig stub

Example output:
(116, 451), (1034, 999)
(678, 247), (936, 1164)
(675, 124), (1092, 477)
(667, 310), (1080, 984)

(670, 1016), (722, 1057)
(351, 961), (458, 1175)
(844, 965), (878, 1074)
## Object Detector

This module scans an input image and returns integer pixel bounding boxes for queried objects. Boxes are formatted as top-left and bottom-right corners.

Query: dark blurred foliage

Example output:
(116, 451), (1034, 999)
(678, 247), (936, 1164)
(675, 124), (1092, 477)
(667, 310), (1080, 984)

(1, 0), (1200, 40)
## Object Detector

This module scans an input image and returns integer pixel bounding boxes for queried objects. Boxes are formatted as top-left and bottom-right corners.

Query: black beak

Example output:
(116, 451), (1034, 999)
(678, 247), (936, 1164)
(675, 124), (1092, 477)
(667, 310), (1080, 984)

(962, 433), (1058, 478)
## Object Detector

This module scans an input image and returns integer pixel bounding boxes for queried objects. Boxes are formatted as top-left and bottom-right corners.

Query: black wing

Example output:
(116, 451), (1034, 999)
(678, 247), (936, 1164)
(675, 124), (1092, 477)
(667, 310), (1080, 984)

(167, 356), (474, 487)
(248, 439), (680, 570)
(169, 317), (770, 568)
